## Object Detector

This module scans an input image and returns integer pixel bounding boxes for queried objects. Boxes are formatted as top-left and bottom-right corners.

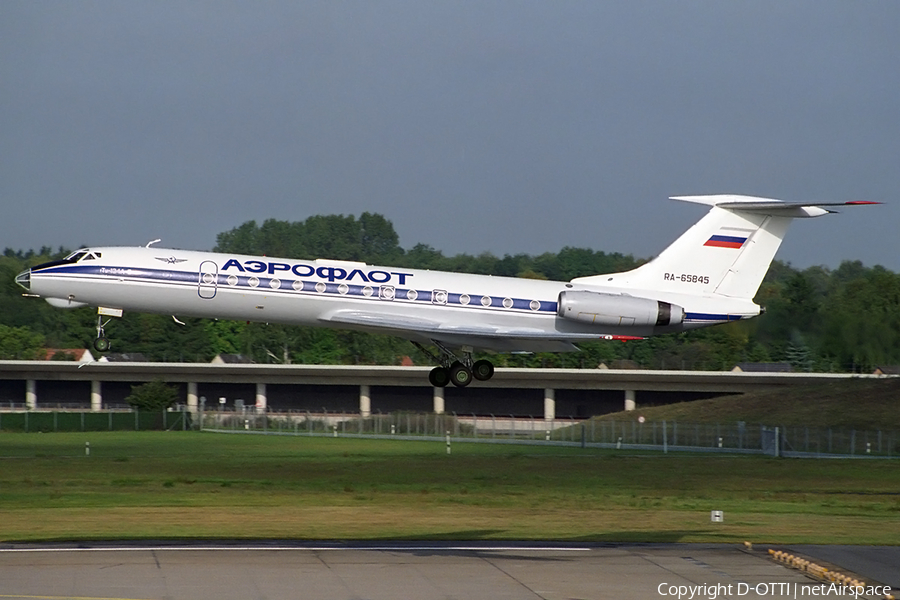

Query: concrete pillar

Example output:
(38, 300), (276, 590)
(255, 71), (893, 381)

(359, 385), (371, 417)
(26, 379), (37, 410)
(255, 382), (267, 413)
(433, 386), (445, 414)
(187, 382), (198, 414)
(624, 389), (636, 412)
(91, 380), (102, 412)
(544, 388), (555, 421)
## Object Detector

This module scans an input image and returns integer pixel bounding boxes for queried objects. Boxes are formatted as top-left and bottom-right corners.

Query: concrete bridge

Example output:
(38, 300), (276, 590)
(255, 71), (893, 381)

(0, 361), (885, 419)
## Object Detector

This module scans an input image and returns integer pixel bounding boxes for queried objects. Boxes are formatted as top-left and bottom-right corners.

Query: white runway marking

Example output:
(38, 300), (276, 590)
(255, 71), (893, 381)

(0, 544), (591, 553)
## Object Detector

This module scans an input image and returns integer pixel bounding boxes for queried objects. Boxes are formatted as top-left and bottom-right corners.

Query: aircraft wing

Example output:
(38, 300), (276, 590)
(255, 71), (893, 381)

(320, 309), (585, 352)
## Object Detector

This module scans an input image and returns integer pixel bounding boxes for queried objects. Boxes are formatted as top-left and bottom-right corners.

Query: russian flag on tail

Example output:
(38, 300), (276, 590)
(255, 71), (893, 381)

(704, 234), (747, 249)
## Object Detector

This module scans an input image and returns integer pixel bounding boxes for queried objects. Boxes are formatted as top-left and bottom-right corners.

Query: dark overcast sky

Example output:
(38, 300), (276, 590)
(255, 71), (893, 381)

(2, 2), (898, 270)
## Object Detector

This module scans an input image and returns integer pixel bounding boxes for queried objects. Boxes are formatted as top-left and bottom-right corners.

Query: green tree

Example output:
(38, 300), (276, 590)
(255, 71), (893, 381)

(125, 380), (179, 411)
(359, 212), (404, 263)
(0, 324), (45, 360)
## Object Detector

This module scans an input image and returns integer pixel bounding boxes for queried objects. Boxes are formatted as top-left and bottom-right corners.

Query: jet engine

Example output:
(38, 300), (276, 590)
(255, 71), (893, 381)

(557, 290), (684, 327)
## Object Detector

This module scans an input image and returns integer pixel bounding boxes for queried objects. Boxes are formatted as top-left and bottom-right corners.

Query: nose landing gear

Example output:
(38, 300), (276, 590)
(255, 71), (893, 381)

(92, 307), (123, 353)
(416, 341), (495, 388)
(94, 316), (111, 352)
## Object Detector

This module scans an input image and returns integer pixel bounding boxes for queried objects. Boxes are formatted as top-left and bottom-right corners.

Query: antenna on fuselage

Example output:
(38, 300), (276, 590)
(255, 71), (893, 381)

(145, 239), (162, 248)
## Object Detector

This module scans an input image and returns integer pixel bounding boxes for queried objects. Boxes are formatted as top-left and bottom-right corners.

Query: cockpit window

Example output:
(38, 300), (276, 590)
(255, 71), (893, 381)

(66, 251), (89, 263)
(28, 249), (96, 273)
(62, 249), (101, 262)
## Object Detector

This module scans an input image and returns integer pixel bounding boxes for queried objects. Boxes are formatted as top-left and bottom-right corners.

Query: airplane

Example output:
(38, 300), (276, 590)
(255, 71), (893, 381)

(15, 195), (877, 387)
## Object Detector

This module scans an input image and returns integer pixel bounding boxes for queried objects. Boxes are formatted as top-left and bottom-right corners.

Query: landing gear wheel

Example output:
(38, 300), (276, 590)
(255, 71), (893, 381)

(472, 359), (495, 381)
(449, 361), (473, 387)
(93, 336), (110, 353)
(429, 366), (450, 388)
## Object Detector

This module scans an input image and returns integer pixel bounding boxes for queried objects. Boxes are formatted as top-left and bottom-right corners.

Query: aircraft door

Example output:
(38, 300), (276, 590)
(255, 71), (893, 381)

(198, 261), (218, 299)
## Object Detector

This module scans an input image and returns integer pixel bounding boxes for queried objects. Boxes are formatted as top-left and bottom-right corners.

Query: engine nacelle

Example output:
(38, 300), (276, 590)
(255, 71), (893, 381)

(557, 290), (684, 327)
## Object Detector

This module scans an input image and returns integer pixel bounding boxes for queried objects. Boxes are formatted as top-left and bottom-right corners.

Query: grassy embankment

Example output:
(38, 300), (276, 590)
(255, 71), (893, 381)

(597, 377), (900, 430)
(0, 431), (897, 543)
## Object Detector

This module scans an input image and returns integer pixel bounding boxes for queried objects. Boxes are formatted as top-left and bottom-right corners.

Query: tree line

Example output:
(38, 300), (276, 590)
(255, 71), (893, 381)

(2, 213), (898, 372)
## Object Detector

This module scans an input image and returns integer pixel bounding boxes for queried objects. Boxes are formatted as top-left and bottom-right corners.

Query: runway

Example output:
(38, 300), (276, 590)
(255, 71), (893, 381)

(5, 541), (894, 600)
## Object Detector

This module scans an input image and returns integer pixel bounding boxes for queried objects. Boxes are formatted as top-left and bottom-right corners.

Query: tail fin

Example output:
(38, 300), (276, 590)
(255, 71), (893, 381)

(572, 195), (878, 300)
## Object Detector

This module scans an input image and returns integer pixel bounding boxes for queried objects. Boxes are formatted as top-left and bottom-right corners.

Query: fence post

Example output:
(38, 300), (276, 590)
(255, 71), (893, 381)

(775, 426), (780, 458)
(662, 420), (667, 454)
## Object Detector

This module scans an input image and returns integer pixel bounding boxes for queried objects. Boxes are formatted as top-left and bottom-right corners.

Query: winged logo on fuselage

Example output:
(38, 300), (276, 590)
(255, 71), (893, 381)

(155, 256), (189, 265)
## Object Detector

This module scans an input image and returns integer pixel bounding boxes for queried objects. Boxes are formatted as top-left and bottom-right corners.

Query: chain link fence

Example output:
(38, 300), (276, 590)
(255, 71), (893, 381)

(200, 409), (899, 458)
(0, 409), (191, 432)
(2, 407), (894, 458)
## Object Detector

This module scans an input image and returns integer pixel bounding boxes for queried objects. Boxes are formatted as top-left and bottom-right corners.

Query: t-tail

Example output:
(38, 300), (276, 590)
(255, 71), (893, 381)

(572, 195), (879, 303)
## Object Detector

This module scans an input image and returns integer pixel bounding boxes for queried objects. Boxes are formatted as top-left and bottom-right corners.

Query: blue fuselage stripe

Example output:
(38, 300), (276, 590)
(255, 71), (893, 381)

(34, 264), (561, 315)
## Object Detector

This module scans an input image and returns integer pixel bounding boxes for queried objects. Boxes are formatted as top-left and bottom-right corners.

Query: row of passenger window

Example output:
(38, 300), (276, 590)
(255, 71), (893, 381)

(212, 273), (543, 311)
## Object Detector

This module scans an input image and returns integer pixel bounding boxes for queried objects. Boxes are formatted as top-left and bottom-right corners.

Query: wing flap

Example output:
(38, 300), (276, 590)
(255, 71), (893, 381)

(319, 309), (610, 352)
(323, 309), (556, 339)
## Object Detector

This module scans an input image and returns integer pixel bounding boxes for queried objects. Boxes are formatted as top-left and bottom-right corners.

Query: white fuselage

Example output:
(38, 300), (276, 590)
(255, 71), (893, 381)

(20, 246), (758, 353)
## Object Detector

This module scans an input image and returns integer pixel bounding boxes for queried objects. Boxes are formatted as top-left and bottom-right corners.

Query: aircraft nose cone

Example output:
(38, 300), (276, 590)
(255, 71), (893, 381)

(15, 269), (31, 291)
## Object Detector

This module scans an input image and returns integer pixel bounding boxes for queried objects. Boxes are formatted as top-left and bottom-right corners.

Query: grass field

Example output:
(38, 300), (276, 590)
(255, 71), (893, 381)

(0, 431), (897, 543)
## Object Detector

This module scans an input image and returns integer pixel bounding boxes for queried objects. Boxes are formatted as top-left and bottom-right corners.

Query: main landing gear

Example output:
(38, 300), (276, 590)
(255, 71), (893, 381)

(413, 341), (495, 388)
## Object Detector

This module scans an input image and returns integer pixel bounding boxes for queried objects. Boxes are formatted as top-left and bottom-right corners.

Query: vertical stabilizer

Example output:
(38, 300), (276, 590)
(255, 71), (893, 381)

(572, 195), (870, 300)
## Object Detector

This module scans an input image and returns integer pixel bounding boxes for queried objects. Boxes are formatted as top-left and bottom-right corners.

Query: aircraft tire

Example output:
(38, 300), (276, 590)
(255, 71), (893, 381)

(472, 359), (494, 381)
(93, 337), (110, 352)
(449, 362), (472, 387)
(429, 366), (450, 388)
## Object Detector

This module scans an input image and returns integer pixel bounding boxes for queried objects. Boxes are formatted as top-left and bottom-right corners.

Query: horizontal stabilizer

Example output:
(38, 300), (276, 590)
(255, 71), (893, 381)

(671, 195), (881, 217)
